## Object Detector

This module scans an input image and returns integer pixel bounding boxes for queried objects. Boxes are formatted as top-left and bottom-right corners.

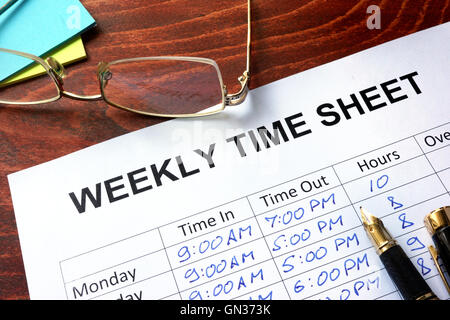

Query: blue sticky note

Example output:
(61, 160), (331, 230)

(0, 0), (96, 81)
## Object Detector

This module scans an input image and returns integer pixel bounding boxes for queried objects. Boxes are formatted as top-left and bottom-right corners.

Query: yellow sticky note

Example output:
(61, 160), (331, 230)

(2, 36), (86, 86)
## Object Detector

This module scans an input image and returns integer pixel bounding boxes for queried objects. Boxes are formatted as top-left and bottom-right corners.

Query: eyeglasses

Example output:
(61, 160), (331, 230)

(0, 0), (251, 118)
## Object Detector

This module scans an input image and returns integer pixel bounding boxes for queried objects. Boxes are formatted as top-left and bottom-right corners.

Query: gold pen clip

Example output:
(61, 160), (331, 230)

(428, 245), (450, 294)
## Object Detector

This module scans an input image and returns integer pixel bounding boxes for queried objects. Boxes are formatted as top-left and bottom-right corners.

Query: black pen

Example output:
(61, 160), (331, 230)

(424, 206), (450, 294)
(360, 206), (438, 300)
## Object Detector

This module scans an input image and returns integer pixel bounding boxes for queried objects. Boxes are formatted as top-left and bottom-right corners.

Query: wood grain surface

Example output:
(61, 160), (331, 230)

(0, 0), (448, 299)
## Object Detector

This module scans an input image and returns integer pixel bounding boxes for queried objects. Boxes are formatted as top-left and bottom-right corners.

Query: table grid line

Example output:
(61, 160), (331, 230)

(59, 261), (69, 300)
(413, 136), (450, 194)
(343, 171), (445, 206)
(157, 227), (183, 300)
(245, 196), (292, 299)
(63, 247), (167, 284)
(331, 165), (363, 226)
(330, 121), (450, 167)
(86, 269), (175, 300)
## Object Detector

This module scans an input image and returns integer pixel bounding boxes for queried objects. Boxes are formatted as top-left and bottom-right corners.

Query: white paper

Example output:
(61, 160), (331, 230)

(8, 22), (450, 300)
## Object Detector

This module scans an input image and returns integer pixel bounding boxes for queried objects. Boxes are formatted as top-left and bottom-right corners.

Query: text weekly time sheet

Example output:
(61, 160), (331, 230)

(8, 23), (450, 300)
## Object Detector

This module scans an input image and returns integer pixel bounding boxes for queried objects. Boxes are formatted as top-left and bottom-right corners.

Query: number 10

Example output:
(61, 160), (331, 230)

(370, 174), (389, 192)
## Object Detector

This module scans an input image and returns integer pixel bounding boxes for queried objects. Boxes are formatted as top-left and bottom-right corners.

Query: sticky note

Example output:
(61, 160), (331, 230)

(0, 0), (96, 81)
(1, 36), (86, 86)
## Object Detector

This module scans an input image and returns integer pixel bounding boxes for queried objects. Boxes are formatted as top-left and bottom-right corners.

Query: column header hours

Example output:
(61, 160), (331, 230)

(333, 138), (423, 183)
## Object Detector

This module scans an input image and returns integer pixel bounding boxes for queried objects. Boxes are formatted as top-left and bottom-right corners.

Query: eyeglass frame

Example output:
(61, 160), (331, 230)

(0, 0), (251, 118)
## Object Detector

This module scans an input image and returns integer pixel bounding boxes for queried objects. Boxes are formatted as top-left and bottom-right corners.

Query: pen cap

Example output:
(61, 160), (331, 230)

(424, 207), (450, 235)
(425, 207), (450, 293)
(432, 226), (450, 288)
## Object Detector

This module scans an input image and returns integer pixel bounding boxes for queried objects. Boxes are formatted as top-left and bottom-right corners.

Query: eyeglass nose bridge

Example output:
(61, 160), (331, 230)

(43, 57), (103, 101)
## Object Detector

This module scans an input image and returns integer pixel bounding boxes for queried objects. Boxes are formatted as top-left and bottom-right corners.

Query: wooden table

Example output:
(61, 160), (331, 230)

(0, 0), (448, 299)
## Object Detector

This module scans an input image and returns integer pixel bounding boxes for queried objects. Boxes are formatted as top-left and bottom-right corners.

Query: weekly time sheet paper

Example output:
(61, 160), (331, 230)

(8, 23), (450, 300)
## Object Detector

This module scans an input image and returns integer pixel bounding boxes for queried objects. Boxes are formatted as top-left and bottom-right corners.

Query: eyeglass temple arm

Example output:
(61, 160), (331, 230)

(224, 0), (251, 106)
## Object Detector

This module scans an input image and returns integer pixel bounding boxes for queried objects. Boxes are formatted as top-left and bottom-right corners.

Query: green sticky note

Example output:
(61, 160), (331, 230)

(2, 36), (86, 86)
(0, 0), (96, 81)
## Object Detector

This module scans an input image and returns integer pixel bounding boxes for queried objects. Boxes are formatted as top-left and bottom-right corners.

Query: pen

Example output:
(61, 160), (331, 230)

(0, 0), (18, 16)
(360, 206), (438, 300)
(424, 206), (450, 293)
